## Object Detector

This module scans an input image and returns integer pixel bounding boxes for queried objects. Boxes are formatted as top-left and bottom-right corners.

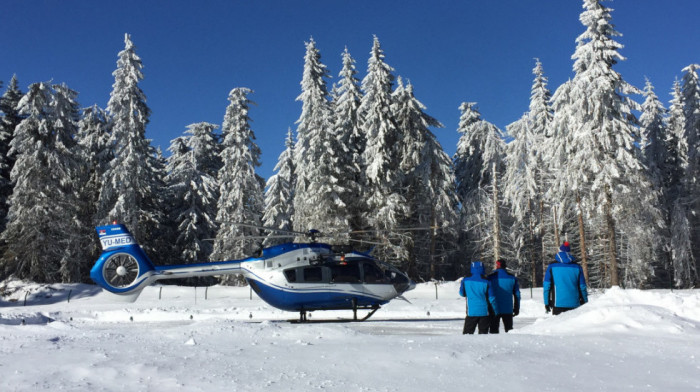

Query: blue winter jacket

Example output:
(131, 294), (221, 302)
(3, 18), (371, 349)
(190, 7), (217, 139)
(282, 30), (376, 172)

(459, 262), (498, 317)
(488, 268), (521, 315)
(543, 251), (588, 309)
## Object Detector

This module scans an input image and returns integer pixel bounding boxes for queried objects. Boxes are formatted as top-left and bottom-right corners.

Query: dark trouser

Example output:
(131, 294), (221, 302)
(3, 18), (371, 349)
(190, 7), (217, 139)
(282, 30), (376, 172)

(553, 306), (575, 315)
(489, 314), (514, 334)
(463, 316), (490, 334)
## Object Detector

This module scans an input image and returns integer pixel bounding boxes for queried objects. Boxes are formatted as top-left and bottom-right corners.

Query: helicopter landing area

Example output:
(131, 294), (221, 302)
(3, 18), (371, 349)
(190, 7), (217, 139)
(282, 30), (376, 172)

(283, 316), (538, 335)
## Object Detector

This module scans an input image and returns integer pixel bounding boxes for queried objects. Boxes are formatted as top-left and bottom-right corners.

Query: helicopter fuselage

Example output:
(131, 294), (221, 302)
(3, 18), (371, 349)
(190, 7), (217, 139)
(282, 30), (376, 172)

(91, 224), (415, 315)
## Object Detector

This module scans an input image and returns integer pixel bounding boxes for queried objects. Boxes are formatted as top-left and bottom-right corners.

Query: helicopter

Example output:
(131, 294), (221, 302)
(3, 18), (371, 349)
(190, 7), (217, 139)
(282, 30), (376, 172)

(90, 223), (416, 322)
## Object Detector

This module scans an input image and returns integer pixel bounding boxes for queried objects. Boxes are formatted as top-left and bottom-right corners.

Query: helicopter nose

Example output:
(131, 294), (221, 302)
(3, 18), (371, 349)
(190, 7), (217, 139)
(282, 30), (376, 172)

(395, 278), (416, 294)
(407, 279), (416, 292)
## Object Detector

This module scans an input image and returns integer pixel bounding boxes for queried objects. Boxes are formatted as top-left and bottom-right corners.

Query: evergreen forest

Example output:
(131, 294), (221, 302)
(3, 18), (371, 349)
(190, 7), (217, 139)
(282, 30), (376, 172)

(0, 0), (698, 289)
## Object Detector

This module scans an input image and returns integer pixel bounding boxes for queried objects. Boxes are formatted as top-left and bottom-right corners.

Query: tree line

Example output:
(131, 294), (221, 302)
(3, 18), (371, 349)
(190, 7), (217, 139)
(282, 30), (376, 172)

(0, 0), (697, 288)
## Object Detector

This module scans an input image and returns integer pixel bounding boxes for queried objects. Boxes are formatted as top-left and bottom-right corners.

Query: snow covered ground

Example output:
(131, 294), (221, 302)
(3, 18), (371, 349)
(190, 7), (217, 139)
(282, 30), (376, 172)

(1, 279), (699, 391)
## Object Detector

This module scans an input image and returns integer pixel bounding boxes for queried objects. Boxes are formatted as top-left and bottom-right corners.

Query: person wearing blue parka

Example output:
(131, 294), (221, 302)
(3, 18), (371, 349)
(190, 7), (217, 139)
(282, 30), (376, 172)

(543, 241), (588, 315)
(487, 259), (521, 333)
(459, 261), (498, 334)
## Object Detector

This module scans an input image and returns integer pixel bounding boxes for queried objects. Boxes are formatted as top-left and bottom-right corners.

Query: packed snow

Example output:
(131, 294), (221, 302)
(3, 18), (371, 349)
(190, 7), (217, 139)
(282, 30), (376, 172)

(1, 280), (698, 391)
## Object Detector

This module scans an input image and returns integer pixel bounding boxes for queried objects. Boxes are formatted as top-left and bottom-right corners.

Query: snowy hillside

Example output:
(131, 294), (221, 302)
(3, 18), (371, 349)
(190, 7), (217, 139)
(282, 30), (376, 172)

(1, 280), (698, 391)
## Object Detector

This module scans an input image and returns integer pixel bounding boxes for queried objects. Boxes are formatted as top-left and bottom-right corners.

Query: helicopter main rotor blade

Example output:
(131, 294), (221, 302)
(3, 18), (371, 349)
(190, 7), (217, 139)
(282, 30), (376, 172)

(349, 225), (455, 234)
(228, 235), (296, 240)
(221, 222), (309, 236)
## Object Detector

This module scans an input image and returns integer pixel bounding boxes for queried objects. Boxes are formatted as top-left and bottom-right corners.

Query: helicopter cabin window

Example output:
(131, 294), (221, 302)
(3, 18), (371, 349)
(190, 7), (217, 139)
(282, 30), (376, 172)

(302, 267), (323, 282)
(330, 262), (361, 283)
(284, 268), (297, 283)
(362, 262), (385, 284)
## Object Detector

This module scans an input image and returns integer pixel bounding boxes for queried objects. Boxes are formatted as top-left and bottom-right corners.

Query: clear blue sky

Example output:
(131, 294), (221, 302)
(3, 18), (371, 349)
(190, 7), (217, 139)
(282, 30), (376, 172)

(1, 0), (698, 179)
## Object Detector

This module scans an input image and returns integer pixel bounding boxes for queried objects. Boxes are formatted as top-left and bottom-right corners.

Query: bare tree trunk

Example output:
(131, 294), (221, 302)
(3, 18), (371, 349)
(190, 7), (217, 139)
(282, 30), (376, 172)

(492, 162), (501, 263)
(539, 200), (546, 287)
(576, 193), (589, 283)
(553, 205), (560, 246)
(429, 212), (437, 280)
(549, 205), (560, 279)
(528, 199), (536, 288)
(605, 186), (619, 287)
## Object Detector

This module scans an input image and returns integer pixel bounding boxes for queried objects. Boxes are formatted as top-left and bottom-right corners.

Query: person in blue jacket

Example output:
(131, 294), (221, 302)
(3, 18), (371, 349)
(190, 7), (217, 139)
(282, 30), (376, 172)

(487, 259), (521, 333)
(459, 261), (498, 334)
(543, 241), (588, 315)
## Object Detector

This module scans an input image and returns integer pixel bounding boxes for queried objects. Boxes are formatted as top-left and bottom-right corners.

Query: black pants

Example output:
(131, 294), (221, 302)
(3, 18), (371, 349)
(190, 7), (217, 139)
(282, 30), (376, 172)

(553, 306), (575, 315)
(489, 314), (514, 333)
(463, 316), (490, 334)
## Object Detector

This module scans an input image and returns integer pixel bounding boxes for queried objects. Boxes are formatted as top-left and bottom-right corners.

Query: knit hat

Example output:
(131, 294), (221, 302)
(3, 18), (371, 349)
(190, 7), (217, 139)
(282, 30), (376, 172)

(496, 260), (507, 269)
(560, 241), (571, 252)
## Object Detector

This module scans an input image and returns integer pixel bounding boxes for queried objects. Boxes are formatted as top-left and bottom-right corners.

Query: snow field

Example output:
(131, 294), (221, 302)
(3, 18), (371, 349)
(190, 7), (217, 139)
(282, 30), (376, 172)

(1, 280), (699, 391)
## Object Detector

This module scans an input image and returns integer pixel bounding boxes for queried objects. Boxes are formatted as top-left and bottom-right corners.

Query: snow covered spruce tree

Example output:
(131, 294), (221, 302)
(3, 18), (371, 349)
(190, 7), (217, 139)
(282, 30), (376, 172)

(681, 64), (700, 286)
(0, 83), (86, 282)
(666, 84), (696, 288)
(262, 128), (295, 246)
(292, 38), (355, 241)
(504, 59), (552, 286)
(665, 65), (700, 287)
(453, 102), (506, 267)
(211, 88), (264, 284)
(359, 36), (409, 263)
(392, 78), (458, 279)
(166, 122), (221, 265)
(331, 47), (365, 234)
(545, 78), (597, 285)
(638, 79), (673, 285)
(562, 0), (662, 287)
(52, 84), (94, 282)
(76, 105), (112, 275)
(97, 34), (166, 260)
(0, 75), (23, 235)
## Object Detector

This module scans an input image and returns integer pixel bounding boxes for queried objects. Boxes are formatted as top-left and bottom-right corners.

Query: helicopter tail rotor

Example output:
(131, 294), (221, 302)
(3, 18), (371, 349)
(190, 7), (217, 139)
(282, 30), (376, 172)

(91, 224), (157, 302)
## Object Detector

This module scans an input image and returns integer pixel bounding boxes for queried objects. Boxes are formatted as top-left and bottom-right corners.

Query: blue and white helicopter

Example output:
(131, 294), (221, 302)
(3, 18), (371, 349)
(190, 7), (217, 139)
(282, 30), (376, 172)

(90, 223), (416, 321)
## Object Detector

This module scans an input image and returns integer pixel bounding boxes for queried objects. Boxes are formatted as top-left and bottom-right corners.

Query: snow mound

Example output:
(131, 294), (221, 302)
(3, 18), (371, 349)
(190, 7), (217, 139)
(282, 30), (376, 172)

(0, 311), (55, 326)
(522, 286), (700, 336)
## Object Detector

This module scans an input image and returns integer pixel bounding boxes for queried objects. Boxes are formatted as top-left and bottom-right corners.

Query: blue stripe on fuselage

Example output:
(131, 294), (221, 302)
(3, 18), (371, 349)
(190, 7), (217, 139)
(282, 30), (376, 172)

(248, 278), (388, 311)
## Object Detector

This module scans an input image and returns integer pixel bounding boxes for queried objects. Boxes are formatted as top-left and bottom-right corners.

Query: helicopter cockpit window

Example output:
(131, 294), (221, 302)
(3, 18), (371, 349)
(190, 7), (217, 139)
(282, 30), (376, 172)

(284, 268), (297, 283)
(330, 262), (361, 283)
(303, 267), (323, 282)
(362, 262), (385, 284)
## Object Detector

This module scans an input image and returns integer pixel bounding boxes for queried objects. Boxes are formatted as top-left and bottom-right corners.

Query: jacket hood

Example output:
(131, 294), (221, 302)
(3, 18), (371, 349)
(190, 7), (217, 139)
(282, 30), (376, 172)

(470, 261), (485, 276)
(555, 251), (574, 264)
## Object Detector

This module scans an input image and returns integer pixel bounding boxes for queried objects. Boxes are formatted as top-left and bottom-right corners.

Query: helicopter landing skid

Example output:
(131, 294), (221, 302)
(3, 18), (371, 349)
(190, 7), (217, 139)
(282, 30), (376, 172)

(292, 304), (381, 323)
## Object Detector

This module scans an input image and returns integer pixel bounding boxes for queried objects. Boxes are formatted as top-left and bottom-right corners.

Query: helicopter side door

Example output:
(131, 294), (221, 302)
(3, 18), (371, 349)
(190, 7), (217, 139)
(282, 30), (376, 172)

(328, 261), (365, 300)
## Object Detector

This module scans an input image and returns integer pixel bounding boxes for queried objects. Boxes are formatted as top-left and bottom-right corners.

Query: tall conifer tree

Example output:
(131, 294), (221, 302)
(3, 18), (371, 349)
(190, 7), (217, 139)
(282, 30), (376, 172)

(262, 129), (296, 246)
(77, 105), (112, 278)
(211, 88), (264, 278)
(564, 0), (661, 287)
(1, 83), (84, 282)
(332, 48), (365, 234)
(393, 78), (457, 278)
(293, 39), (335, 236)
(359, 36), (408, 262)
(454, 103), (505, 264)
(98, 34), (165, 259)
(680, 64), (700, 285)
(166, 122), (221, 264)
(0, 75), (23, 234)
(504, 59), (552, 284)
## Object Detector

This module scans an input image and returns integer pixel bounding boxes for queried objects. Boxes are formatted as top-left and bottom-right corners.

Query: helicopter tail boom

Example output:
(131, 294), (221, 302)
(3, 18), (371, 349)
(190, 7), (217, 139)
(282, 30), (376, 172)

(91, 224), (249, 301)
